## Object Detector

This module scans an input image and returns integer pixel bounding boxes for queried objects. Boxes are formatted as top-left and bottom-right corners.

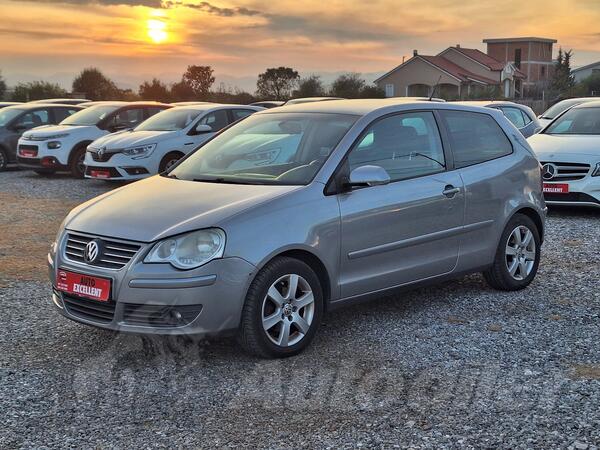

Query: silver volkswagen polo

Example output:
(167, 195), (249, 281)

(49, 99), (546, 358)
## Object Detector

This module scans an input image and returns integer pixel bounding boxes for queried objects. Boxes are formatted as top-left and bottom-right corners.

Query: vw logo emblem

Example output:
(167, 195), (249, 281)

(542, 163), (557, 180)
(84, 240), (101, 264)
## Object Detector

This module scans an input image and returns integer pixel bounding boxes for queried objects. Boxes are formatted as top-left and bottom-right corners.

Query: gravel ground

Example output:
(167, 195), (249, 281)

(1, 168), (599, 449)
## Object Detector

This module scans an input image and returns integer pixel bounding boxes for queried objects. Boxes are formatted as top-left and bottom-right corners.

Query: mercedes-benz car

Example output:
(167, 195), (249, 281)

(84, 104), (263, 180)
(16, 102), (170, 177)
(538, 97), (600, 128)
(528, 101), (600, 208)
(49, 99), (545, 358)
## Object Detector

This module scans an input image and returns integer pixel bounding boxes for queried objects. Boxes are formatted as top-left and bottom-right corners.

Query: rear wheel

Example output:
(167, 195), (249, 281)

(0, 148), (7, 171)
(483, 214), (541, 291)
(159, 152), (183, 173)
(69, 146), (87, 178)
(238, 257), (323, 358)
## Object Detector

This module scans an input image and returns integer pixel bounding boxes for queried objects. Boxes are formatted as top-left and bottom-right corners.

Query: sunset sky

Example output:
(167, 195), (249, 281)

(2, 0), (600, 91)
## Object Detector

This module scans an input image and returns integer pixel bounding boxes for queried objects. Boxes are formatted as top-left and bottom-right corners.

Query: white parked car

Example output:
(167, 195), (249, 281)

(538, 97), (600, 128)
(84, 104), (264, 180)
(17, 101), (170, 177)
(528, 101), (600, 208)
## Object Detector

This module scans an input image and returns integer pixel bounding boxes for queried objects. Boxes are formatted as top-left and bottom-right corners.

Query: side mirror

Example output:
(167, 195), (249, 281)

(347, 165), (390, 188)
(191, 124), (213, 135)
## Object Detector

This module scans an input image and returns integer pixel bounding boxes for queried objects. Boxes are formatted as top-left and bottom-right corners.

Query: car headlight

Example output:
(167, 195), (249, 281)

(122, 143), (156, 159)
(144, 229), (226, 269)
(592, 162), (600, 177)
(47, 141), (61, 149)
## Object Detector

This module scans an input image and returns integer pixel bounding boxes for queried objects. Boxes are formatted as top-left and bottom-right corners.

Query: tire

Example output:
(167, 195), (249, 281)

(238, 257), (323, 358)
(483, 213), (541, 291)
(69, 146), (87, 178)
(159, 152), (183, 173)
(34, 169), (56, 176)
(0, 148), (7, 171)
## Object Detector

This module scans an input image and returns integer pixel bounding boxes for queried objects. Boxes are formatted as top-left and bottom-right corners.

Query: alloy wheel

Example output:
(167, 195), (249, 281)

(261, 274), (315, 347)
(505, 225), (536, 281)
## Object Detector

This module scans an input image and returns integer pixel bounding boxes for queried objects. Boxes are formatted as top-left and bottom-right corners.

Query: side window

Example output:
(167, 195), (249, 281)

(114, 108), (145, 127)
(15, 109), (50, 128)
(231, 109), (254, 122)
(53, 108), (78, 123)
(440, 110), (513, 168)
(347, 111), (446, 182)
(199, 110), (229, 132)
(145, 107), (165, 119)
(500, 107), (526, 128)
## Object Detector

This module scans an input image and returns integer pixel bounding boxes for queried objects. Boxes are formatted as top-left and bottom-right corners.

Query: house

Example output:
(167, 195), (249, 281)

(375, 45), (525, 99)
(572, 61), (600, 82)
(483, 37), (557, 91)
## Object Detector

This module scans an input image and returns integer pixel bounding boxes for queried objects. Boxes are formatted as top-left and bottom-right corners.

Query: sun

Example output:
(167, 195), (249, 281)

(147, 18), (167, 44)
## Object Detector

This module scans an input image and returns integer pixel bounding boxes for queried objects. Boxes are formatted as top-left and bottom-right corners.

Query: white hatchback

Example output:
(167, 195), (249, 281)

(84, 104), (264, 180)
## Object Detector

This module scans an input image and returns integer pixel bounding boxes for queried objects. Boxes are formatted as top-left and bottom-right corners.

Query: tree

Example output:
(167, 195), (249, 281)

(182, 65), (215, 99)
(256, 67), (299, 100)
(550, 48), (575, 99)
(139, 78), (171, 102)
(11, 81), (67, 102)
(72, 67), (120, 100)
(0, 71), (6, 100)
(170, 80), (196, 102)
(330, 73), (365, 98)
(360, 85), (386, 98)
(292, 75), (325, 98)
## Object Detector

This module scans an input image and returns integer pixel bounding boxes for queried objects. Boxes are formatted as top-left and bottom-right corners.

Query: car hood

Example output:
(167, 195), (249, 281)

(65, 175), (300, 242)
(91, 130), (174, 150)
(22, 124), (94, 138)
(528, 134), (600, 160)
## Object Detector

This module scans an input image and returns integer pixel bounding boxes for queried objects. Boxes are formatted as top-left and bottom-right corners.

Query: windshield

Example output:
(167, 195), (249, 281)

(545, 107), (600, 135)
(541, 99), (584, 119)
(60, 105), (119, 126)
(136, 108), (203, 132)
(170, 112), (357, 185)
(0, 108), (24, 127)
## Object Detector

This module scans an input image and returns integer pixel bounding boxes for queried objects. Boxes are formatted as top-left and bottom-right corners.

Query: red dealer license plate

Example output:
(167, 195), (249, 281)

(90, 170), (111, 179)
(56, 270), (111, 302)
(543, 183), (569, 194)
(19, 149), (37, 158)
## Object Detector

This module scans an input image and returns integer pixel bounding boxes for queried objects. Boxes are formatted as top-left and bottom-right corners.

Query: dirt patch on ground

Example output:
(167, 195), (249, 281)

(571, 364), (600, 380)
(0, 192), (78, 286)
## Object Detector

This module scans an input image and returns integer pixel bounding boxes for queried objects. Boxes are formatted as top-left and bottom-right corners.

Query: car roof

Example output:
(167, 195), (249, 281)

(570, 100), (600, 109)
(259, 98), (499, 116)
(1, 103), (84, 110)
(170, 104), (263, 112)
(28, 98), (90, 103)
(455, 100), (519, 107)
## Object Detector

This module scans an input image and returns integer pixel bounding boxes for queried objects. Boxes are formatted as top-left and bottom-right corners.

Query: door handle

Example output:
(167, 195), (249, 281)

(442, 185), (460, 198)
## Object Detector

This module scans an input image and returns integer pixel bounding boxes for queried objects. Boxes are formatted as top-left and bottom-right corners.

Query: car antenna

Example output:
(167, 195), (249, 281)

(429, 75), (442, 101)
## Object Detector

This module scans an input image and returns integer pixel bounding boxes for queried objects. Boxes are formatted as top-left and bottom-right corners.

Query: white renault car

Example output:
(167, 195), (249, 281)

(17, 101), (170, 177)
(528, 101), (600, 208)
(84, 104), (263, 180)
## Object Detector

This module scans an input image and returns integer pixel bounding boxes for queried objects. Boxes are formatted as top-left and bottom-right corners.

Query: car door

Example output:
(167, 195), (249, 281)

(337, 111), (465, 299)
(189, 109), (229, 147)
(109, 107), (147, 131)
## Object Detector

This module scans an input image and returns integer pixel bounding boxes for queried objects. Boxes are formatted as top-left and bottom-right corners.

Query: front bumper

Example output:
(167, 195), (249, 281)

(84, 152), (154, 180)
(48, 240), (256, 336)
(17, 155), (69, 171)
(544, 177), (600, 208)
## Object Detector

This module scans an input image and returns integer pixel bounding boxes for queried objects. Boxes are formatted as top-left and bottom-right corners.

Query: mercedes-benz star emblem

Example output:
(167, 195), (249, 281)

(84, 240), (101, 264)
(542, 163), (557, 180)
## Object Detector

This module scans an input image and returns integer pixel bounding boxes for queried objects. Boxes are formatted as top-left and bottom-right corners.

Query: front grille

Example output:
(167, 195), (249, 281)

(123, 304), (203, 327)
(544, 192), (600, 204)
(19, 144), (38, 151)
(88, 150), (114, 162)
(64, 233), (142, 269)
(62, 293), (116, 323)
(541, 161), (591, 181)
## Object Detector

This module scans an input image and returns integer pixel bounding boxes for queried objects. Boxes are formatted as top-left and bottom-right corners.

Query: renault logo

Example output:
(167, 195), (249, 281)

(542, 163), (557, 180)
(84, 240), (101, 264)
(97, 147), (105, 157)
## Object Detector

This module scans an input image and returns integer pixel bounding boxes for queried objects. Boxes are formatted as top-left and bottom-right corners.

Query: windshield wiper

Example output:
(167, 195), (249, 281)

(192, 177), (263, 185)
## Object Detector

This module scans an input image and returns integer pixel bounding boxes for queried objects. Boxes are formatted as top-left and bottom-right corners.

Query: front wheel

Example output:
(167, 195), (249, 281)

(238, 257), (323, 358)
(159, 152), (183, 173)
(483, 214), (541, 291)
(69, 147), (87, 178)
(0, 148), (7, 171)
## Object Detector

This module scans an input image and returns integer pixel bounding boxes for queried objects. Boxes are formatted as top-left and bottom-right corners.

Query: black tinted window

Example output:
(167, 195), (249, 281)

(232, 109), (254, 121)
(53, 107), (79, 123)
(348, 111), (446, 182)
(440, 111), (512, 168)
(199, 110), (229, 132)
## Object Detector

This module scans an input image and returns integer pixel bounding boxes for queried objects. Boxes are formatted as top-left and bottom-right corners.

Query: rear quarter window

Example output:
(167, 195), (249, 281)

(440, 110), (513, 168)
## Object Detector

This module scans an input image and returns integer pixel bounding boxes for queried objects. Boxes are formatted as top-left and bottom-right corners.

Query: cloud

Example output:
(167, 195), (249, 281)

(11, 0), (164, 6)
(165, 1), (260, 16)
